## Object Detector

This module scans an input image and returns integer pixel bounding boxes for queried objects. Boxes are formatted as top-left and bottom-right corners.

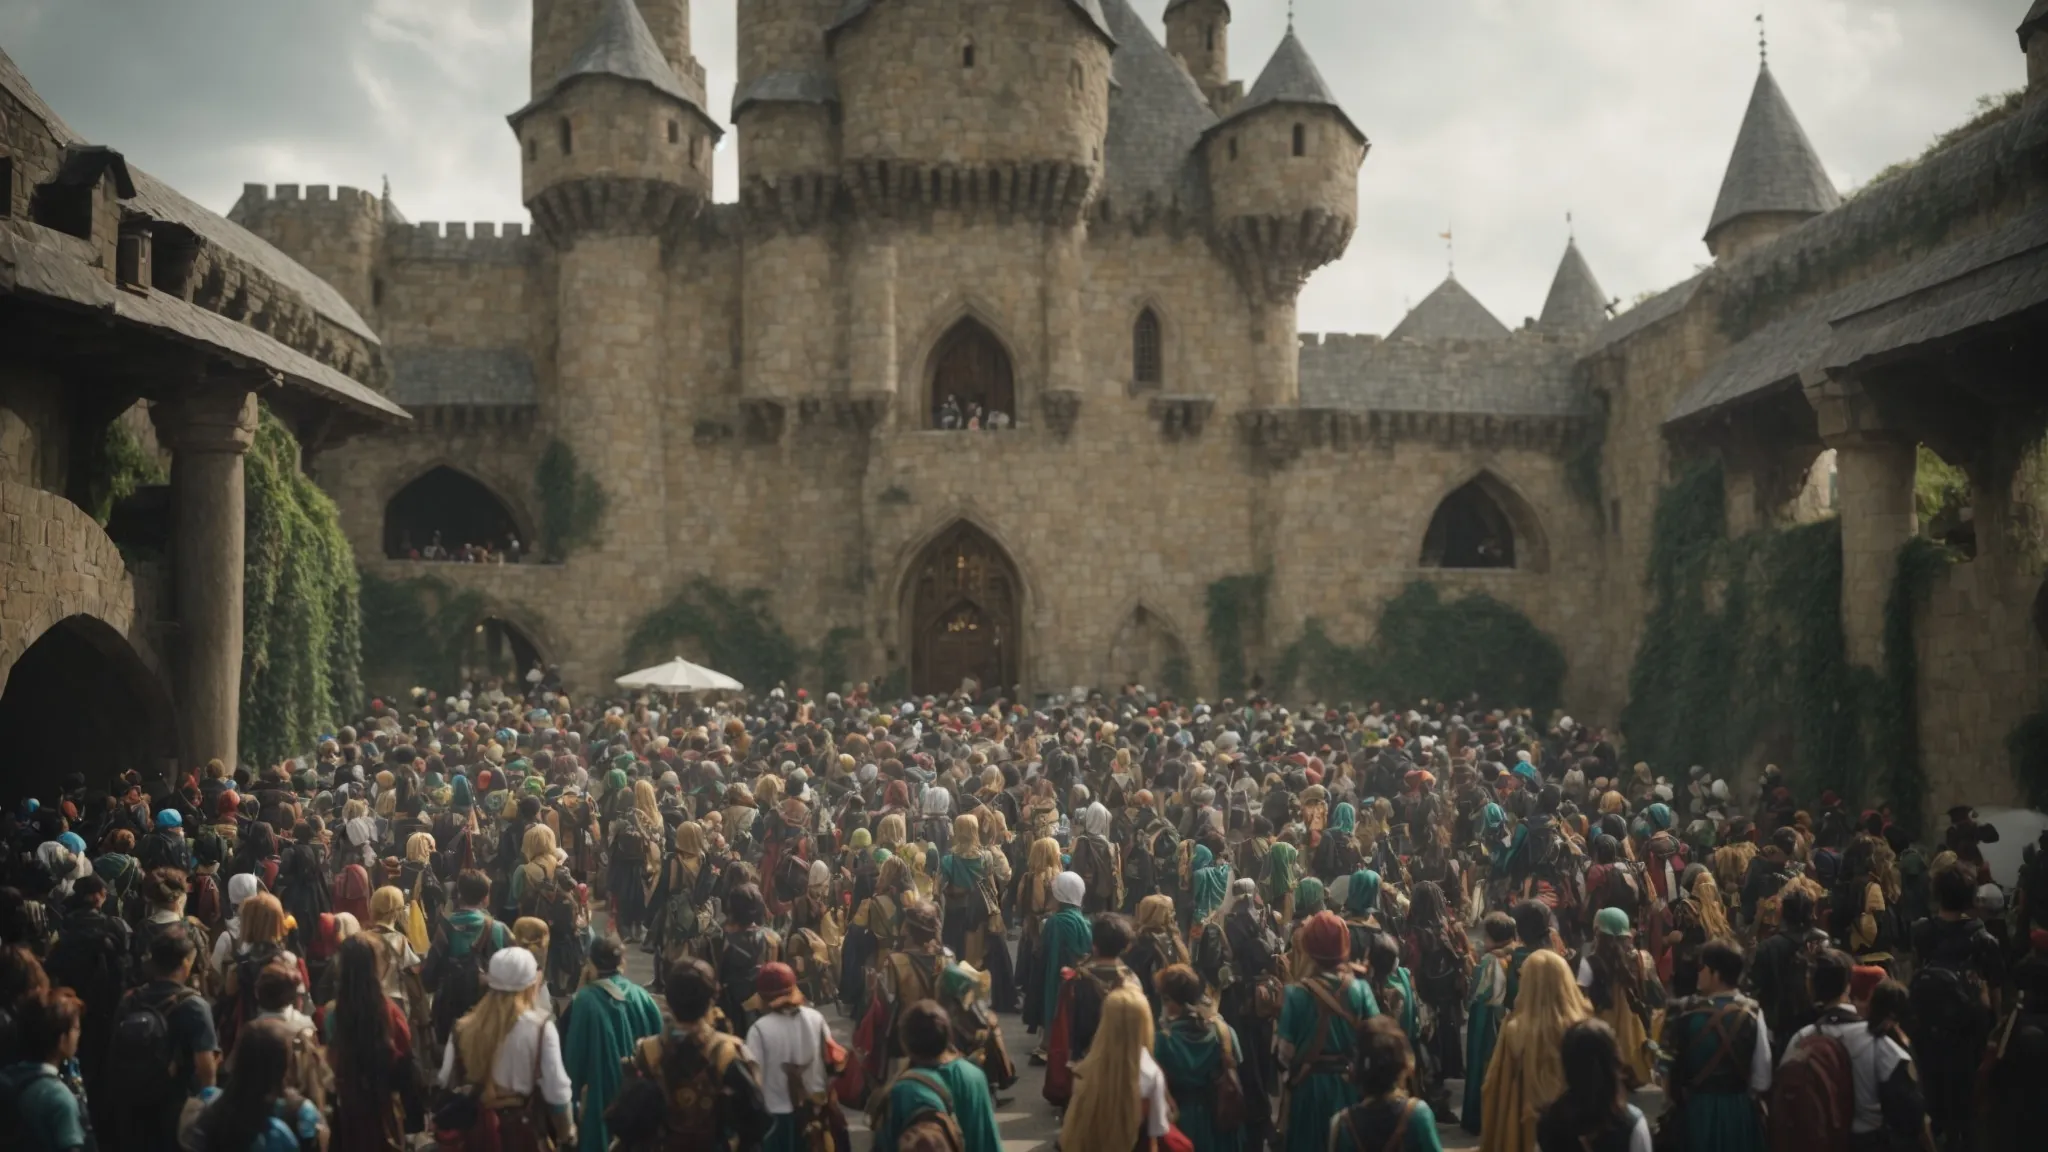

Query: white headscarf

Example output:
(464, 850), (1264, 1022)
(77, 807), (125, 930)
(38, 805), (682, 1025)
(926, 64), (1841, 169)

(921, 787), (952, 818)
(1079, 802), (1112, 838)
(808, 859), (832, 893)
(1209, 876), (1257, 928)
(1052, 871), (1086, 907)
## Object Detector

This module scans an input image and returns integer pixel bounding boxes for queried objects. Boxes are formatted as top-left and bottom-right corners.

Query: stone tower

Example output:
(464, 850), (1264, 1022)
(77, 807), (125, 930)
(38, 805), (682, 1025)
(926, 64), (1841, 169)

(226, 183), (386, 325)
(1164, 0), (1234, 113)
(1203, 27), (1367, 406)
(1704, 63), (1839, 261)
(827, 0), (1117, 413)
(734, 0), (842, 410)
(507, 0), (719, 577)
(1537, 239), (1608, 336)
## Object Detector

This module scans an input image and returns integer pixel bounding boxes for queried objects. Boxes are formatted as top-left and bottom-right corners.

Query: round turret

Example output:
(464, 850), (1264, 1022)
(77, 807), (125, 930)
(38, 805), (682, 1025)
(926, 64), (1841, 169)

(734, 0), (841, 218)
(511, 0), (720, 242)
(1203, 30), (1365, 295)
(828, 0), (1115, 223)
(1163, 0), (1231, 109)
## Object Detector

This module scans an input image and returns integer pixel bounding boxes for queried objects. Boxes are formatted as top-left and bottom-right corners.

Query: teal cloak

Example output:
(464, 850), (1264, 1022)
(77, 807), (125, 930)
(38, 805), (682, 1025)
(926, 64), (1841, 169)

(562, 973), (666, 1152)
(1278, 972), (1379, 1152)
(1155, 1015), (1244, 1152)
(1039, 904), (1093, 1017)
(872, 1057), (1002, 1152)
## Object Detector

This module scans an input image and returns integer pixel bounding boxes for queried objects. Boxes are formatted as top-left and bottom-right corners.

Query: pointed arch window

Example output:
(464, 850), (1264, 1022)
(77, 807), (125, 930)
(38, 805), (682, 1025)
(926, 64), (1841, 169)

(1133, 307), (1163, 388)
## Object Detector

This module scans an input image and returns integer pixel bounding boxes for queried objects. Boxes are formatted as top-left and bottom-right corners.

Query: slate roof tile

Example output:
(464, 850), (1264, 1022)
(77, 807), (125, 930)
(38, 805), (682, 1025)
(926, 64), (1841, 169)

(1538, 240), (1608, 335)
(1100, 0), (1216, 214)
(513, 0), (706, 123)
(1298, 332), (1586, 417)
(1387, 276), (1510, 343)
(1706, 66), (1840, 241)
(388, 348), (539, 409)
(1214, 28), (1362, 141)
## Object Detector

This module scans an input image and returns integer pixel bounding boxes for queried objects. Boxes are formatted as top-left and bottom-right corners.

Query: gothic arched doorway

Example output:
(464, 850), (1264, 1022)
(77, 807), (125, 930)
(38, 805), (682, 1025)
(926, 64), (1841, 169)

(0, 615), (176, 801)
(927, 318), (1016, 429)
(1421, 476), (1534, 570)
(384, 466), (527, 559)
(459, 616), (545, 686)
(908, 522), (1022, 698)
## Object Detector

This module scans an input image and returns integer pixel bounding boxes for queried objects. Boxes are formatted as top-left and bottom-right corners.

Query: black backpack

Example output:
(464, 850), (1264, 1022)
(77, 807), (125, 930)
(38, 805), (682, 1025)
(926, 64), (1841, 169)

(44, 915), (127, 1003)
(1414, 933), (1468, 1005)
(109, 984), (200, 1108)
(433, 917), (501, 1039)
(1911, 944), (1990, 1040)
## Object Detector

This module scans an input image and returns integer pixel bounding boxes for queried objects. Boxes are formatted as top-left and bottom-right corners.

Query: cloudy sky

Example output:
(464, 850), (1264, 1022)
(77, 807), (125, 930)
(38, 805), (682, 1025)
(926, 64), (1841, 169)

(0, 1), (2030, 332)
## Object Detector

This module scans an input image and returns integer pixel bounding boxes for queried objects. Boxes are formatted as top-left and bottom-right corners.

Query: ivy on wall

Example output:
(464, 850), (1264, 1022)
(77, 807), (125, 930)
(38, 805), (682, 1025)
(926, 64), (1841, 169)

(241, 409), (363, 767)
(815, 626), (862, 696)
(627, 578), (805, 692)
(535, 440), (606, 561)
(78, 418), (167, 525)
(1565, 390), (1609, 511)
(1618, 458), (1958, 831)
(1275, 582), (1567, 715)
(356, 571), (488, 699)
(1204, 572), (1271, 699)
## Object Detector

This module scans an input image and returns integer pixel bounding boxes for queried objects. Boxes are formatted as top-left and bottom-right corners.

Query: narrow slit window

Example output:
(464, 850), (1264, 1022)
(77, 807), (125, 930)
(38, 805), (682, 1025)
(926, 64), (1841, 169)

(963, 42), (976, 68)
(558, 118), (573, 156)
(668, 120), (680, 145)
(1292, 123), (1306, 157)
(1133, 308), (1163, 387)
(1206, 25), (1217, 51)
(0, 156), (11, 217)
(1228, 137), (1239, 162)
(525, 137), (537, 162)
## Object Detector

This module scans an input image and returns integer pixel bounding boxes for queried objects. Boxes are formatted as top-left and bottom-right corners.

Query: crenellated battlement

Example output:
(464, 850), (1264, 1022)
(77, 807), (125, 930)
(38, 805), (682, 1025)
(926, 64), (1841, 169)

(387, 221), (533, 265)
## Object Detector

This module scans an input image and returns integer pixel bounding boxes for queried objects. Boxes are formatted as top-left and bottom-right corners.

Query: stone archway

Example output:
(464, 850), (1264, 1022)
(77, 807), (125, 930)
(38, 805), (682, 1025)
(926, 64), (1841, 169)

(927, 317), (1016, 429)
(1419, 471), (1550, 572)
(906, 522), (1022, 698)
(383, 465), (529, 559)
(459, 615), (546, 686)
(0, 614), (177, 801)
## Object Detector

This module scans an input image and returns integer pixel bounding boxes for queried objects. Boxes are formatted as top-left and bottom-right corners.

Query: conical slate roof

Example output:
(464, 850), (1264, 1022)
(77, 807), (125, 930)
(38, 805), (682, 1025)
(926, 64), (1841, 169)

(1705, 65), (1839, 241)
(1214, 28), (1363, 141)
(1100, 0), (1216, 212)
(2022, 0), (2048, 48)
(1163, 0), (1229, 14)
(1388, 275), (1510, 343)
(1538, 240), (1608, 334)
(512, 0), (703, 122)
(831, 0), (1113, 44)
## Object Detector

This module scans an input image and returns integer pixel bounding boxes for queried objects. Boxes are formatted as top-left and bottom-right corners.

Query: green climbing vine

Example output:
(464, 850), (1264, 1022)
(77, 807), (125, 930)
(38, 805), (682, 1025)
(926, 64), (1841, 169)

(535, 440), (607, 561)
(77, 417), (167, 525)
(815, 626), (862, 695)
(1876, 537), (1954, 836)
(1619, 458), (1897, 807)
(241, 408), (362, 767)
(356, 571), (490, 699)
(627, 578), (805, 692)
(1274, 582), (1567, 715)
(1204, 572), (1271, 698)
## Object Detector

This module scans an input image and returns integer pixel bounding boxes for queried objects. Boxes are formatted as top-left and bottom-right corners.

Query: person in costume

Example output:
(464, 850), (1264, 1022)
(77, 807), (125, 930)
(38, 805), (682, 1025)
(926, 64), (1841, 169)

(938, 962), (1016, 1093)
(1477, 949), (1588, 1152)
(1576, 907), (1659, 1089)
(1461, 912), (1518, 1136)
(1153, 962), (1244, 1152)
(1329, 1016), (1446, 1152)
(562, 935), (663, 1152)
(1277, 910), (1380, 1152)
(1656, 940), (1770, 1152)
(743, 961), (832, 1152)
(1123, 894), (1191, 1014)
(870, 1000), (1003, 1152)
(1058, 987), (1171, 1152)
(1015, 836), (1064, 1041)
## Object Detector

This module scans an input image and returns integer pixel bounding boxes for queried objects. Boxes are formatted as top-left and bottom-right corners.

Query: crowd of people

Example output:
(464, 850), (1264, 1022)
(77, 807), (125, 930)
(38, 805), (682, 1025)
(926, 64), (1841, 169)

(394, 530), (524, 564)
(1, 680), (2045, 1152)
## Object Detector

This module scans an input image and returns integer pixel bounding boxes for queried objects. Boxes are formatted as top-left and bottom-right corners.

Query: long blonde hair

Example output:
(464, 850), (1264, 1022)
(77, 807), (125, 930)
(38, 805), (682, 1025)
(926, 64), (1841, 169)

(1498, 950), (1590, 1114)
(949, 814), (981, 857)
(369, 886), (406, 928)
(673, 821), (705, 861)
(1060, 988), (1153, 1151)
(632, 780), (661, 828)
(1692, 870), (1733, 940)
(875, 813), (907, 852)
(512, 916), (550, 969)
(455, 984), (535, 1086)
(1135, 894), (1190, 965)
(1027, 836), (1062, 877)
(406, 832), (437, 864)
(522, 823), (558, 865)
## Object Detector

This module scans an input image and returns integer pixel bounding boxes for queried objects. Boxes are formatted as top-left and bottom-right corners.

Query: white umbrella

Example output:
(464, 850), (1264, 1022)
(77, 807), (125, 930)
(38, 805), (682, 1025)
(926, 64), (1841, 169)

(614, 656), (744, 694)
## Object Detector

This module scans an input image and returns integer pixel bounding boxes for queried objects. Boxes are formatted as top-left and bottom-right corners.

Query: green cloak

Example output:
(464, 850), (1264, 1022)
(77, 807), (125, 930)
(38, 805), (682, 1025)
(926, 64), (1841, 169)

(563, 973), (666, 1152)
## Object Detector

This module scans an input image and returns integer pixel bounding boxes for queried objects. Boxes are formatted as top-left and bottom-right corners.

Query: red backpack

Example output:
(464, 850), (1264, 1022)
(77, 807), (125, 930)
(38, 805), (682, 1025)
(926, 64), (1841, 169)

(1769, 1028), (1854, 1152)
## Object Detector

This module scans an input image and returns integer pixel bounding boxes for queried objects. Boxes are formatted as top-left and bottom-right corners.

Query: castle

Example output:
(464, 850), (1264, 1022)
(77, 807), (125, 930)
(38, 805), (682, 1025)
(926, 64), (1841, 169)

(228, 0), (2048, 818)
(5, 1), (2038, 813)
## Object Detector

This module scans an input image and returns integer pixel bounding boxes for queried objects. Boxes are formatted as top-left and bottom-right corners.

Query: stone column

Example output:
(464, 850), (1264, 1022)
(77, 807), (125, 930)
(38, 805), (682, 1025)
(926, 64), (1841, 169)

(154, 384), (258, 770)
(1804, 371), (1917, 667)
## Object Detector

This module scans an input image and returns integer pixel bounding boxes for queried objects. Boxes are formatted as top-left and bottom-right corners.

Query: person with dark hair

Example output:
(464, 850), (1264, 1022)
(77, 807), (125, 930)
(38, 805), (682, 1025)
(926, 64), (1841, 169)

(615, 958), (769, 1150)
(871, 1000), (1002, 1152)
(0, 989), (87, 1152)
(493, 795), (542, 921)
(1328, 1015), (1442, 1152)
(1462, 911), (1518, 1136)
(39, 872), (126, 1135)
(112, 927), (219, 1152)
(248, 961), (331, 1113)
(1504, 900), (1556, 1011)
(324, 934), (410, 1152)
(1779, 957), (1928, 1152)
(714, 882), (779, 1037)
(1909, 862), (2003, 1152)
(1657, 940), (1769, 1152)
(183, 1017), (325, 1152)
(1066, 911), (1139, 1064)
(563, 934), (662, 1152)
(1152, 962), (1244, 1152)
(1745, 887), (1827, 1059)
(422, 868), (508, 1041)
(1535, 1019), (1648, 1152)
(1986, 956), (2048, 1152)
(275, 822), (333, 953)
(1577, 907), (1659, 1089)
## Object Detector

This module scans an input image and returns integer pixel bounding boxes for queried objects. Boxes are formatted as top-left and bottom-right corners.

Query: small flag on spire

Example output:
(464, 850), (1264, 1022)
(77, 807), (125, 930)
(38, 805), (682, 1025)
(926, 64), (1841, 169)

(1757, 10), (1768, 65)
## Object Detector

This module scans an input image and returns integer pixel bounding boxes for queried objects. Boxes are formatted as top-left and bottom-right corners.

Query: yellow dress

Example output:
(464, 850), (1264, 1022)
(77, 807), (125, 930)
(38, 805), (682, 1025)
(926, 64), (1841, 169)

(1478, 1018), (1552, 1152)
